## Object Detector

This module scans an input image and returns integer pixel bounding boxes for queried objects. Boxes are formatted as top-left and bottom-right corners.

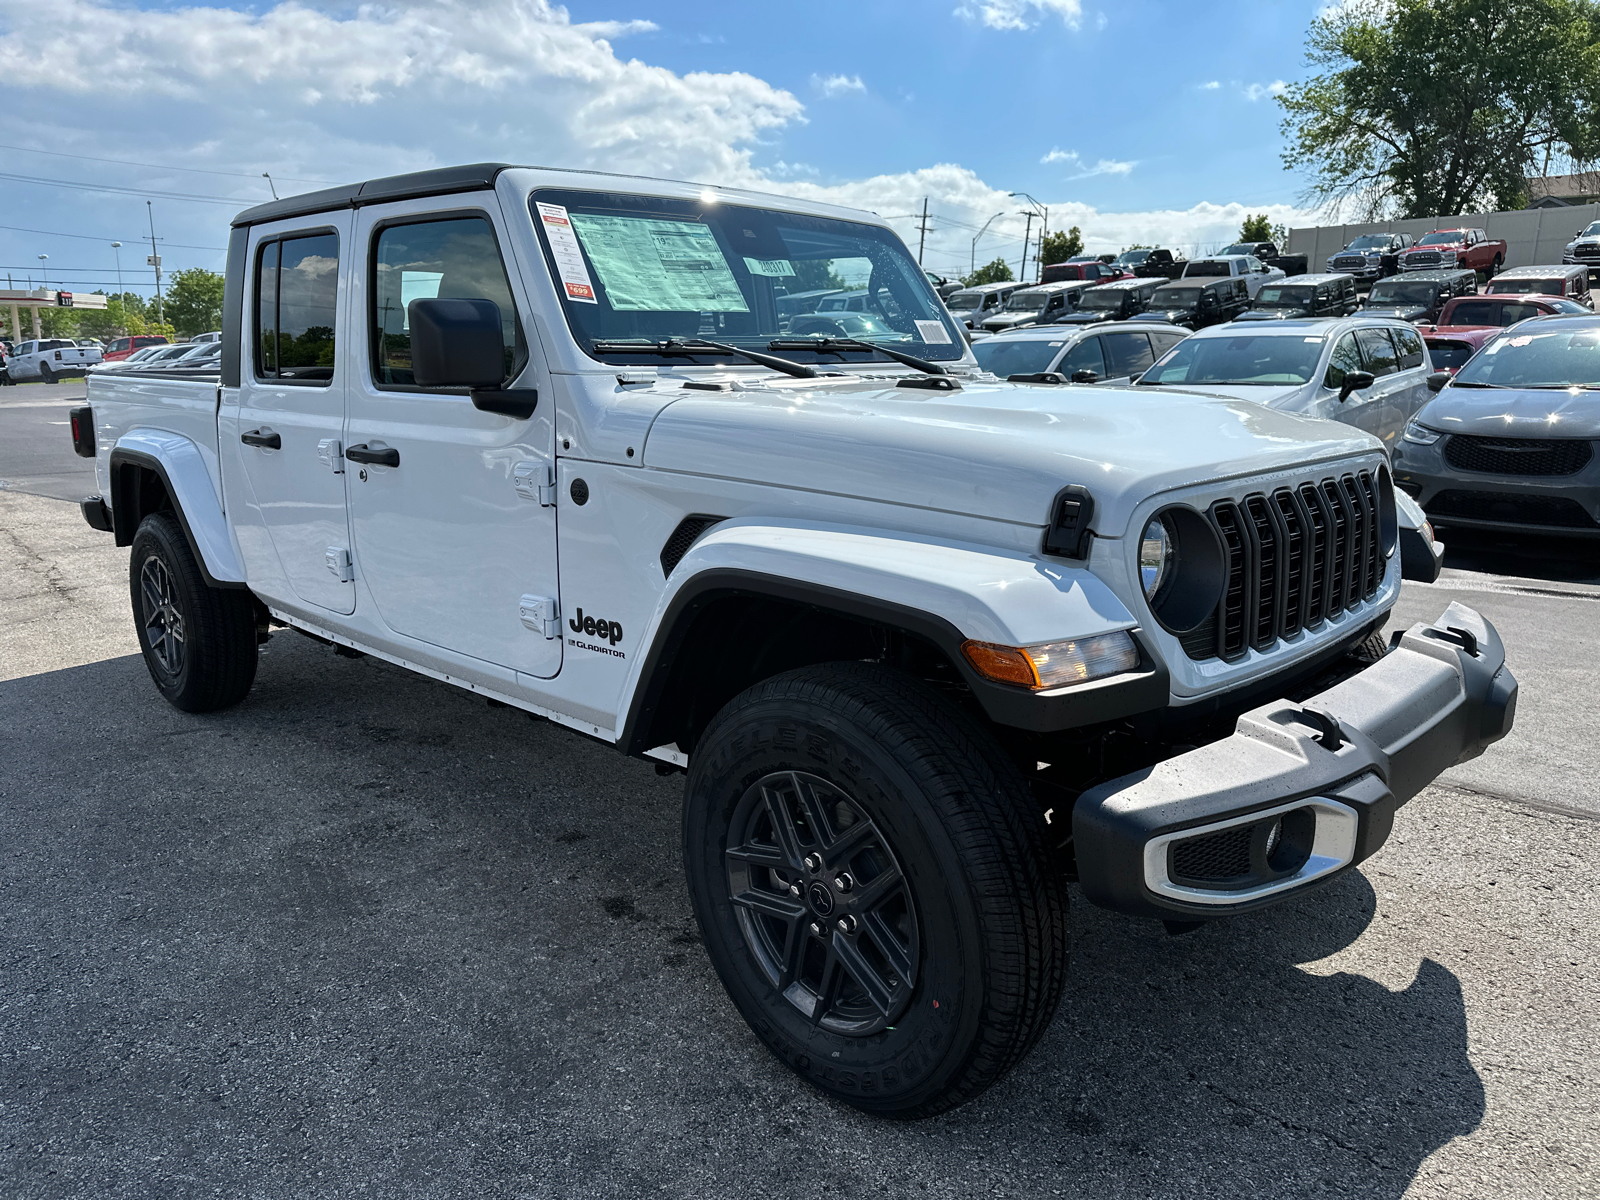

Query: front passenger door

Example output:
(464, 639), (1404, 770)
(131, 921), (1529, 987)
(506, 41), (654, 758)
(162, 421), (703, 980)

(344, 202), (561, 678)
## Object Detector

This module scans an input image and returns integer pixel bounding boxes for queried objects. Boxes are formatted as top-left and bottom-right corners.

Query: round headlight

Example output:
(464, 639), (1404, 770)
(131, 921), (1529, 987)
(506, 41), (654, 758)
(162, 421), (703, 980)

(1135, 507), (1227, 635)
(1139, 516), (1174, 599)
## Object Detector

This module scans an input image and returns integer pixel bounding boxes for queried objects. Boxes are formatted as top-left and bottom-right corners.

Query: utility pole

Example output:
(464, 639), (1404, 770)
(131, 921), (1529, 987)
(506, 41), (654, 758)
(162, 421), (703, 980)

(147, 202), (164, 324)
(1018, 212), (1034, 283)
(916, 197), (931, 264)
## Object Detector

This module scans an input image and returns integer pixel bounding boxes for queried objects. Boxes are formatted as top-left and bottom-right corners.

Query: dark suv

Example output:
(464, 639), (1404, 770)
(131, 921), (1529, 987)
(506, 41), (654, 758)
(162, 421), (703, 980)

(1361, 269), (1477, 324)
(1139, 276), (1250, 328)
(1236, 273), (1361, 322)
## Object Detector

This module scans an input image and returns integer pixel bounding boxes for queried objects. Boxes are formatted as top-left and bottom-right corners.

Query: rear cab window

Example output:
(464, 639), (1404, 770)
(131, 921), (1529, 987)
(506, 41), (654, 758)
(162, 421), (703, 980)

(255, 231), (339, 383)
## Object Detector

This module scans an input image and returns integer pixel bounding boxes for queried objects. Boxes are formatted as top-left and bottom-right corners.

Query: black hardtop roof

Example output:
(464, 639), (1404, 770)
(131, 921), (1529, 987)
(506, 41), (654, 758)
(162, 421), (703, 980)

(232, 163), (513, 227)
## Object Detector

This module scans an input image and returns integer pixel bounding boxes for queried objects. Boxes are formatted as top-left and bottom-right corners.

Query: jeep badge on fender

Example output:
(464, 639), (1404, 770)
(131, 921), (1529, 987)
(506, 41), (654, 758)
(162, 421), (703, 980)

(72, 161), (1515, 1119)
(569, 608), (622, 646)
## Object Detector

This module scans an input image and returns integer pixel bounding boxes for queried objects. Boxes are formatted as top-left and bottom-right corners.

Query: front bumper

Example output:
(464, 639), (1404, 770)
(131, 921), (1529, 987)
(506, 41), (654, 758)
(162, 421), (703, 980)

(1073, 603), (1515, 920)
(1393, 436), (1600, 537)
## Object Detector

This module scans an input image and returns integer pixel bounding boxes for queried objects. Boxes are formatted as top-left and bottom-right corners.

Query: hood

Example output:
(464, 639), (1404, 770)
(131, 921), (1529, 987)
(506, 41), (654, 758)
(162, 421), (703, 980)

(1363, 303), (1430, 321)
(641, 376), (1379, 537)
(1417, 385), (1600, 440)
(1136, 381), (1308, 408)
(1053, 311), (1112, 325)
(983, 312), (1040, 327)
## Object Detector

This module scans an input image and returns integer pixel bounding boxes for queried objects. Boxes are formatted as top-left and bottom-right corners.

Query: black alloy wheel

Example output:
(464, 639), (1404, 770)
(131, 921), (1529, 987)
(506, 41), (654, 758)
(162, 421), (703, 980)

(139, 553), (186, 678)
(726, 770), (918, 1036)
(39, 362), (54, 384)
(128, 512), (258, 712)
(684, 661), (1068, 1118)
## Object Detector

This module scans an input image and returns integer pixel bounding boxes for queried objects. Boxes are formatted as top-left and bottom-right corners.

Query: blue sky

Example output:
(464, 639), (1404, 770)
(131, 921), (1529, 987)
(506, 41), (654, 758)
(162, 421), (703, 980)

(0, 0), (1331, 297)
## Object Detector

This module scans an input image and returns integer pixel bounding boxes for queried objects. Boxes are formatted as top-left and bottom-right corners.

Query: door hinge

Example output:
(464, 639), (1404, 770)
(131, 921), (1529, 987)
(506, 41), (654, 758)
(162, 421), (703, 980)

(326, 546), (353, 582)
(317, 438), (344, 473)
(519, 594), (560, 639)
(514, 461), (557, 506)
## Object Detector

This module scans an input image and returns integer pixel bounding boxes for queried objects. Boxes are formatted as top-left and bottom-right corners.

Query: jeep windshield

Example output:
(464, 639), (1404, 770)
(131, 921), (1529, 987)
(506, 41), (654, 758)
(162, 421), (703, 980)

(1153, 287), (1201, 308)
(1003, 291), (1047, 311)
(1367, 280), (1440, 305)
(945, 293), (982, 310)
(531, 188), (964, 364)
(1453, 323), (1600, 388)
(1139, 333), (1323, 385)
(1079, 289), (1128, 310)
(1253, 286), (1315, 309)
(1417, 232), (1465, 246)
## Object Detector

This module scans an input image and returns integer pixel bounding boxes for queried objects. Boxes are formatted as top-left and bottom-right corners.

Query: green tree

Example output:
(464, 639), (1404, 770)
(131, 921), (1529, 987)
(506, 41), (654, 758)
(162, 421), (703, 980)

(164, 268), (225, 337)
(1279, 0), (1600, 218)
(789, 258), (849, 293)
(1038, 226), (1084, 266)
(1239, 213), (1275, 242)
(962, 258), (1015, 287)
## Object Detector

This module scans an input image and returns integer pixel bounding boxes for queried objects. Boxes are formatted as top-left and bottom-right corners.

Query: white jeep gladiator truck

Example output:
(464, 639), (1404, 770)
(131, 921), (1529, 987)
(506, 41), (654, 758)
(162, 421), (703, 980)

(70, 164), (1516, 1118)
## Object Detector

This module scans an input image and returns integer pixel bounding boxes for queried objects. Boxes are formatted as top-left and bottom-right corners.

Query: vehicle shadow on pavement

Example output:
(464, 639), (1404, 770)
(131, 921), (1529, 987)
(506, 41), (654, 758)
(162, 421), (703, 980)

(0, 640), (1484, 1200)
(978, 879), (1485, 1198)
(1439, 526), (1600, 584)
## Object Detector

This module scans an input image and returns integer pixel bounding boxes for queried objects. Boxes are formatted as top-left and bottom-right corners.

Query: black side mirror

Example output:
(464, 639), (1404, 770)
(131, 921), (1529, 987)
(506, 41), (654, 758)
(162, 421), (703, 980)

(1338, 369), (1375, 400)
(407, 297), (536, 419)
(1070, 369), (1100, 384)
(1426, 370), (1452, 392)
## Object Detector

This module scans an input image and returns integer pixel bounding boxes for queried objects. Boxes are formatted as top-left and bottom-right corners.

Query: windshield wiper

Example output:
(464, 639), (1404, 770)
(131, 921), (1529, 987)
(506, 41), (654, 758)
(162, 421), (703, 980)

(767, 337), (947, 374)
(590, 338), (823, 379)
(1446, 380), (1505, 388)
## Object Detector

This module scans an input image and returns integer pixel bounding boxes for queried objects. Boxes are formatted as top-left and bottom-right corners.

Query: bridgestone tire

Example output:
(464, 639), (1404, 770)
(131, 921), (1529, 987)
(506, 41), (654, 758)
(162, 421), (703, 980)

(129, 512), (258, 712)
(683, 662), (1068, 1118)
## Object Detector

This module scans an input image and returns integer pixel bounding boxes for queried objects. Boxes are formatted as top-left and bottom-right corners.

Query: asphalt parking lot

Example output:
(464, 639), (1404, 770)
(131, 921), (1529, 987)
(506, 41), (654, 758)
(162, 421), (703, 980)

(2, 382), (1596, 1199)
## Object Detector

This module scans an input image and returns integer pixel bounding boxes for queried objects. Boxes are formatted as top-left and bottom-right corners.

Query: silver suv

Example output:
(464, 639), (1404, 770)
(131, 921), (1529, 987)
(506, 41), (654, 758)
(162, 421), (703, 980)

(1137, 316), (1436, 447)
(970, 321), (1192, 383)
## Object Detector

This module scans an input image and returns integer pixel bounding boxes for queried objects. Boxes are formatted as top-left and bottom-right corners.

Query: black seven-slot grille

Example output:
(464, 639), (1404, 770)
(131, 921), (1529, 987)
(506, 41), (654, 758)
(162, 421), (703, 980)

(1178, 469), (1386, 662)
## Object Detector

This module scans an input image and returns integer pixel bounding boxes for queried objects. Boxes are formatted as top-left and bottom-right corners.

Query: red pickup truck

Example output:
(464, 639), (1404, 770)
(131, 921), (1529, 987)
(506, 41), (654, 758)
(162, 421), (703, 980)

(1397, 229), (1505, 278)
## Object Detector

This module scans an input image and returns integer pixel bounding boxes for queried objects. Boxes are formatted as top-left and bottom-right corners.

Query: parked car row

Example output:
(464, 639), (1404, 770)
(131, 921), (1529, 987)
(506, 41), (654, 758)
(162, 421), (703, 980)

(1325, 228), (1508, 285)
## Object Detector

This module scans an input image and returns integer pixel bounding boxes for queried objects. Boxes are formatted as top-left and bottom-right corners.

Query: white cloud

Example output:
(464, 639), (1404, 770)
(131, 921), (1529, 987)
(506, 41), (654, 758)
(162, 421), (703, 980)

(0, 0), (1319, 288)
(810, 73), (866, 97)
(1040, 148), (1135, 179)
(0, 0), (802, 190)
(1243, 80), (1288, 102)
(954, 0), (1083, 32)
(1199, 80), (1221, 90)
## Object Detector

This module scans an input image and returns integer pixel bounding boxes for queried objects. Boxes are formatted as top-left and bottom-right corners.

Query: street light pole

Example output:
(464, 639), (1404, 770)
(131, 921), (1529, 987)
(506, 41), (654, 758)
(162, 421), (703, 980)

(1009, 190), (1048, 277)
(37, 254), (48, 292)
(1017, 213), (1034, 283)
(971, 210), (1006, 276)
(262, 172), (279, 200)
(147, 202), (164, 325)
(111, 242), (123, 293)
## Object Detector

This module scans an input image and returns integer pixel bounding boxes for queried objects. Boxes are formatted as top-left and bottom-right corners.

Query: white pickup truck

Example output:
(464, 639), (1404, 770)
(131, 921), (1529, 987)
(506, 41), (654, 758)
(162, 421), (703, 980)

(71, 164), (1516, 1118)
(7, 336), (102, 383)
(1181, 254), (1287, 300)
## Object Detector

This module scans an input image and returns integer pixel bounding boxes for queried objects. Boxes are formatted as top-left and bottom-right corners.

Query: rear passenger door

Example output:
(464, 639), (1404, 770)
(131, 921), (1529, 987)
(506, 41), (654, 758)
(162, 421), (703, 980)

(1055, 334), (1105, 381)
(1386, 324), (1430, 434)
(223, 216), (355, 614)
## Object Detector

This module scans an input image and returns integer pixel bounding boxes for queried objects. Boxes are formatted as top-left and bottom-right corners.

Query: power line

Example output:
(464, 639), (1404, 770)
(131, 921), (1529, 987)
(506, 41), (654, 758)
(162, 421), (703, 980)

(0, 171), (246, 205)
(0, 222), (226, 251)
(0, 142), (334, 186)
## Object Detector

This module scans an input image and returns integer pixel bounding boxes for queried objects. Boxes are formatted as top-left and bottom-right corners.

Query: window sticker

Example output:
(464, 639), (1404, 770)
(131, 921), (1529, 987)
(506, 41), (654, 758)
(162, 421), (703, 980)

(568, 213), (750, 313)
(743, 256), (796, 278)
(536, 202), (598, 303)
(913, 319), (952, 345)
